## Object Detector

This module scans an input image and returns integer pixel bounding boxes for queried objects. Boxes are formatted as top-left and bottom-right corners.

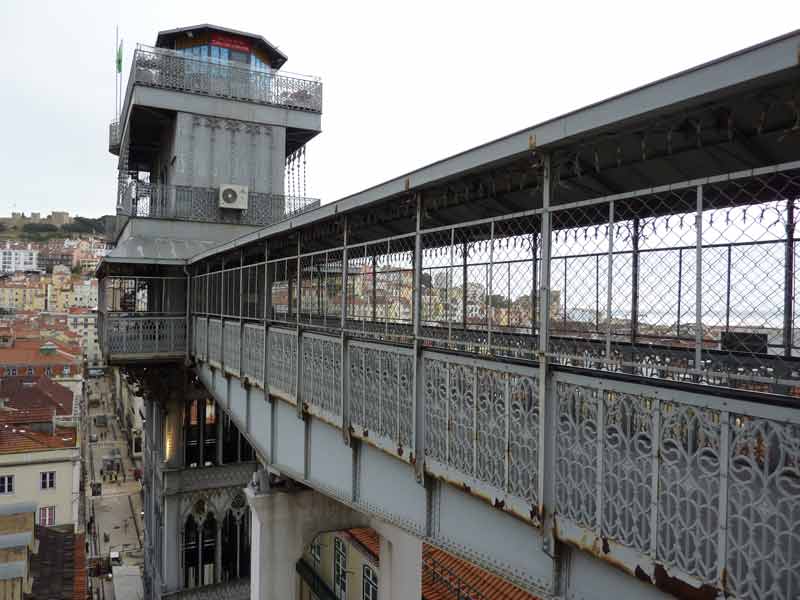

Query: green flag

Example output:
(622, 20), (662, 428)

(116, 42), (123, 73)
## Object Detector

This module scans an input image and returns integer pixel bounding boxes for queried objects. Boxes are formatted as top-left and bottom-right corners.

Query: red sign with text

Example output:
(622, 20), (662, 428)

(210, 33), (251, 53)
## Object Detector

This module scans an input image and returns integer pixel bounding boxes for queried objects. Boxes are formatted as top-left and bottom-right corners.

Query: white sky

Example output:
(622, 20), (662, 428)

(0, 0), (798, 218)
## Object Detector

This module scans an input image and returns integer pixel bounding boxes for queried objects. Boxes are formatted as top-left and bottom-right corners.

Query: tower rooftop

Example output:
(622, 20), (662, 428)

(155, 23), (288, 69)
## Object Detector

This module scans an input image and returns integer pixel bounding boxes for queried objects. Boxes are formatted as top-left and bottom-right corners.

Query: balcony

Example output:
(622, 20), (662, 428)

(120, 44), (321, 127)
(161, 579), (249, 600)
(99, 276), (187, 363)
(160, 461), (256, 495)
(109, 119), (120, 154)
(117, 180), (320, 227)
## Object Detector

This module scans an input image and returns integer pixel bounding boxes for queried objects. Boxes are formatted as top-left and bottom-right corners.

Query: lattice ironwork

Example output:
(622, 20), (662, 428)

(115, 178), (320, 228)
(242, 324), (265, 384)
(268, 327), (297, 399)
(130, 44), (322, 112)
(348, 342), (414, 451)
(223, 320), (241, 374)
(555, 381), (599, 530)
(726, 414), (800, 599)
(208, 319), (222, 365)
(423, 353), (540, 507)
(301, 333), (342, 419)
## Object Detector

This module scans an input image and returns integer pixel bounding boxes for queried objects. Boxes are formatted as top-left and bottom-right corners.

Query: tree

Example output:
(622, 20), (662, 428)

(22, 222), (58, 233)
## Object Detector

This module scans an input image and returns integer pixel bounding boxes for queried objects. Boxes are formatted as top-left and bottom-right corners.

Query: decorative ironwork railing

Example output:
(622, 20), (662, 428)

(124, 44), (321, 118)
(161, 578), (250, 600)
(190, 311), (800, 599)
(105, 315), (186, 357)
(176, 162), (800, 598)
(117, 180), (320, 227)
(108, 119), (120, 152)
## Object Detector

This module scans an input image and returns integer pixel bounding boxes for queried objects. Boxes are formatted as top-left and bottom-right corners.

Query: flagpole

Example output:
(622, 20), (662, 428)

(115, 26), (119, 120)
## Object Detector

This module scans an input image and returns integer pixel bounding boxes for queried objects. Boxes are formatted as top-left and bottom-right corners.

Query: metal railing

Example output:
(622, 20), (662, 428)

(116, 179), (320, 227)
(161, 578), (250, 600)
(191, 162), (800, 396)
(123, 44), (321, 120)
(181, 161), (800, 598)
(104, 315), (186, 357)
(109, 119), (120, 152)
(191, 309), (800, 599)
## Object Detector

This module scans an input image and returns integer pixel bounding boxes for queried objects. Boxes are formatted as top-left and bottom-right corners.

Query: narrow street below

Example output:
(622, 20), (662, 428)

(85, 374), (144, 600)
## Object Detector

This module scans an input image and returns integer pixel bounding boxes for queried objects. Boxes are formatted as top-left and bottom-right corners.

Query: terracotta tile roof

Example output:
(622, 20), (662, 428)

(345, 529), (539, 600)
(30, 526), (86, 600)
(0, 338), (79, 367)
(0, 376), (73, 415)
(0, 425), (76, 454)
(0, 408), (55, 424)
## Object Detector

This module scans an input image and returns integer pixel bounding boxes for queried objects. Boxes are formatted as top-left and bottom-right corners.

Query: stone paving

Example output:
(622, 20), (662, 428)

(85, 374), (144, 600)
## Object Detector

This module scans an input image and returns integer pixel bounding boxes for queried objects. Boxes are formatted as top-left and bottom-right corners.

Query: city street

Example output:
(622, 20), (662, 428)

(85, 375), (144, 600)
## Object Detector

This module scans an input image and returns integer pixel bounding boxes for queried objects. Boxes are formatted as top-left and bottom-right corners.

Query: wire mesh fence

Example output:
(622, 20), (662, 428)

(183, 164), (800, 395)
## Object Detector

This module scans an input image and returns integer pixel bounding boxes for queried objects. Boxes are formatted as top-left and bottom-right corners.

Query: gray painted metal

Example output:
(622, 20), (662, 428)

(188, 29), (800, 262)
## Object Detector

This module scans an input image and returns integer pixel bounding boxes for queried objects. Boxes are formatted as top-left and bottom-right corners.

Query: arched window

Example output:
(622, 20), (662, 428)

(183, 500), (218, 589)
(220, 494), (250, 582)
(201, 514), (216, 585)
(183, 515), (199, 588)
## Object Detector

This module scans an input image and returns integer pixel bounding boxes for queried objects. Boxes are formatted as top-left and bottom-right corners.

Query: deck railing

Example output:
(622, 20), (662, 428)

(119, 44), (321, 130)
(181, 161), (800, 598)
(191, 311), (800, 599)
(116, 179), (320, 227)
(108, 119), (120, 153)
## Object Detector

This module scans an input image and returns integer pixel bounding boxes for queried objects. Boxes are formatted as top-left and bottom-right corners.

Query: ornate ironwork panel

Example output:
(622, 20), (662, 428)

(301, 333), (342, 418)
(105, 316), (186, 356)
(223, 321), (241, 375)
(726, 415), (800, 599)
(132, 45), (322, 112)
(268, 327), (297, 399)
(657, 401), (720, 582)
(348, 344), (365, 428)
(242, 324), (265, 384)
(208, 319), (222, 365)
(476, 367), (506, 491)
(555, 382), (599, 530)
(423, 357), (448, 464)
(507, 373), (539, 507)
(348, 342), (413, 451)
(398, 354), (414, 449)
(195, 317), (207, 361)
(447, 362), (475, 477)
(364, 347), (381, 434)
(602, 391), (654, 553)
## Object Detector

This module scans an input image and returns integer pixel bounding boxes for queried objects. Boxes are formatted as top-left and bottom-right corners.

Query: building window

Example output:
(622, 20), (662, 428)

(26, 367), (33, 376)
(62, 366), (69, 376)
(9, 368), (16, 376)
(41, 471), (56, 490)
(333, 537), (347, 600)
(363, 565), (378, 600)
(0, 475), (14, 495)
(45, 367), (52, 377)
(310, 538), (321, 568)
(39, 506), (56, 526)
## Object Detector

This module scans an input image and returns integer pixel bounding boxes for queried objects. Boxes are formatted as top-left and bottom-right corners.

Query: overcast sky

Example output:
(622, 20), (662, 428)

(0, 1), (798, 218)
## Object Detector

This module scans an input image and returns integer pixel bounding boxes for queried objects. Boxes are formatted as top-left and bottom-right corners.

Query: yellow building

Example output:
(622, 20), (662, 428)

(0, 282), (46, 312)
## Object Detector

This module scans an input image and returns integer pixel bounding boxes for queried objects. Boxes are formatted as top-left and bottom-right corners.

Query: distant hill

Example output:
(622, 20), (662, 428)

(0, 215), (115, 241)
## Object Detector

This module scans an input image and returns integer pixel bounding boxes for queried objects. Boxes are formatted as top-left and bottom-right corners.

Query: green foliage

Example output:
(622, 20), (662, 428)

(22, 222), (58, 233)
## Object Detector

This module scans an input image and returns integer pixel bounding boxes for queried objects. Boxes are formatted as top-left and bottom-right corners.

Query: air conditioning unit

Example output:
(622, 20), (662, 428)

(219, 184), (249, 210)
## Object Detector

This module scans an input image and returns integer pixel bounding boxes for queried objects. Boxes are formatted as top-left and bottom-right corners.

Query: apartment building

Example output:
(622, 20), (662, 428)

(0, 409), (80, 530)
(0, 243), (38, 274)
